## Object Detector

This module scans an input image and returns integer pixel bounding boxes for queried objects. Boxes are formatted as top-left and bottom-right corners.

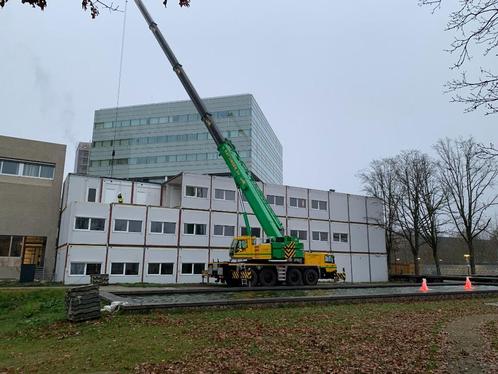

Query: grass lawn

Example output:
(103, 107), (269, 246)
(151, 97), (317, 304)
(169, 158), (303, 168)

(1, 288), (498, 373)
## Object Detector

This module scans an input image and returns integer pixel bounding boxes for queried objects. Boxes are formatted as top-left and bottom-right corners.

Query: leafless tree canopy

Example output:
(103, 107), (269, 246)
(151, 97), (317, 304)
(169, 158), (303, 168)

(435, 137), (498, 273)
(421, 0), (498, 115)
(0, 0), (190, 18)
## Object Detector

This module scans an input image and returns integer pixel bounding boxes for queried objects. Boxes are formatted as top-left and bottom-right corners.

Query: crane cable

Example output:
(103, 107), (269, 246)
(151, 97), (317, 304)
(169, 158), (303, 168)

(110, 0), (129, 178)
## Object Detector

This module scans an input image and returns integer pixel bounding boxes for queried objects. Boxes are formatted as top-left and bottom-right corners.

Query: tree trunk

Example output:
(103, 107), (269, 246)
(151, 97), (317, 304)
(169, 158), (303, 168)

(412, 251), (420, 275)
(432, 247), (441, 275)
(468, 240), (476, 275)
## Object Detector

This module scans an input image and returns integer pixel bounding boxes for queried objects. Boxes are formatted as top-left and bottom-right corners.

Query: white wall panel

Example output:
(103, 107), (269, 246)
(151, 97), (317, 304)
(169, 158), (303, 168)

(55, 247), (66, 282)
(210, 212), (237, 247)
(308, 189), (329, 220)
(143, 248), (177, 284)
(180, 210), (209, 247)
(330, 222), (350, 252)
(65, 246), (106, 285)
(330, 192), (348, 222)
(164, 183), (181, 208)
(110, 205), (147, 246)
(333, 253), (352, 282)
(181, 174), (210, 210)
(370, 254), (388, 282)
(352, 254), (370, 282)
(368, 225), (386, 254)
(133, 183), (161, 206)
(366, 197), (384, 225)
(146, 207), (179, 246)
(102, 179), (132, 204)
(211, 176), (237, 212)
(350, 224), (369, 253)
(263, 183), (286, 217)
(178, 248), (208, 283)
(107, 247), (143, 284)
(58, 208), (70, 246)
(349, 195), (367, 223)
(68, 202), (109, 245)
(66, 174), (101, 206)
(309, 220), (331, 251)
(287, 186), (308, 218)
(210, 249), (230, 262)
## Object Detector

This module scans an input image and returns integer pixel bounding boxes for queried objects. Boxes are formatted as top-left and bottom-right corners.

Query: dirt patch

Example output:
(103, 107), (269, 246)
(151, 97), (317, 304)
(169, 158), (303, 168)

(443, 314), (498, 373)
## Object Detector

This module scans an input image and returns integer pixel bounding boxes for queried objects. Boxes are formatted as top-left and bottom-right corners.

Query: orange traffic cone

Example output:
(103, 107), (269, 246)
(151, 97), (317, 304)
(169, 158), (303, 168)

(419, 278), (429, 292)
(464, 276), (473, 290)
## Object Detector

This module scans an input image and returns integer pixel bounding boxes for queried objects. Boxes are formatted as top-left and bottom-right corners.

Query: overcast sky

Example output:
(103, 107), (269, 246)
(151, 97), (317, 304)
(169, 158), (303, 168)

(0, 0), (495, 194)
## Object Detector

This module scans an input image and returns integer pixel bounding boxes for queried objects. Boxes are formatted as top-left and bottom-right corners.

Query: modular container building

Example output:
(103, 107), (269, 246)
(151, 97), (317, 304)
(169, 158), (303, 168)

(55, 173), (387, 284)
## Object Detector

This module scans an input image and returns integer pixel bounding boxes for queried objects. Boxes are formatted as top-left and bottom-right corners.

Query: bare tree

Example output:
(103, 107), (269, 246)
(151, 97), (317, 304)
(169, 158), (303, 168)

(359, 158), (399, 270)
(435, 137), (498, 274)
(421, 0), (498, 115)
(393, 151), (435, 276)
(418, 158), (446, 275)
(0, 0), (190, 17)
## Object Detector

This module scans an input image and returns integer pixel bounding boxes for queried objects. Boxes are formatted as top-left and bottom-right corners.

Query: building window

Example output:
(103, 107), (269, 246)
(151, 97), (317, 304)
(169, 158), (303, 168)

(0, 159), (55, 180)
(312, 231), (329, 242)
(184, 223), (207, 235)
(148, 262), (174, 275)
(74, 217), (105, 231)
(150, 221), (176, 234)
(185, 185), (208, 198)
(87, 188), (97, 202)
(213, 225), (235, 237)
(0, 235), (11, 257)
(311, 199), (327, 211)
(241, 227), (261, 238)
(181, 263), (205, 274)
(70, 262), (102, 275)
(333, 233), (349, 243)
(114, 219), (142, 233)
(111, 262), (139, 275)
(290, 197), (307, 209)
(266, 194), (284, 206)
(290, 230), (307, 240)
(70, 263), (85, 275)
(214, 189), (236, 201)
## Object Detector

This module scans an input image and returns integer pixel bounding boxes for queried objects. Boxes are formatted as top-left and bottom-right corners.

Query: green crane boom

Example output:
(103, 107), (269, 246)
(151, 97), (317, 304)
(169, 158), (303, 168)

(134, 0), (284, 238)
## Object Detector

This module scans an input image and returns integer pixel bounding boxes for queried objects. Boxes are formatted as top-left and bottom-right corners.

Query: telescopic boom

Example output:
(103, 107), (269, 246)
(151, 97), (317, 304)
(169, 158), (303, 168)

(134, 0), (284, 238)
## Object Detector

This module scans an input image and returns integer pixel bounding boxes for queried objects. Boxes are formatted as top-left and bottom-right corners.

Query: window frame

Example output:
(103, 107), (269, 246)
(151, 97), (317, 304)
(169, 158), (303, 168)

(311, 199), (328, 211)
(184, 223), (207, 236)
(181, 262), (205, 275)
(87, 187), (97, 202)
(147, 262), (174, 276)
(312, 231), (329, 242)
(113, 219), (143, 233)
(185, 185), (208, 199)
(213, 224), (235, 237)
(289, 197), (307, 209)
(110, 262), (140, 276)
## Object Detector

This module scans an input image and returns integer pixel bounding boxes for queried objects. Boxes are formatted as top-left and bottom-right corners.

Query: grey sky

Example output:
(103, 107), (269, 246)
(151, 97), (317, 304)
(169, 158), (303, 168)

(0, 0), (495, 194)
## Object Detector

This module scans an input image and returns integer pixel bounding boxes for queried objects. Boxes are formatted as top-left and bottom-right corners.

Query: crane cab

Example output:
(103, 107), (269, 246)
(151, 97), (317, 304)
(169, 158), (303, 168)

(229, 236), (272, 260)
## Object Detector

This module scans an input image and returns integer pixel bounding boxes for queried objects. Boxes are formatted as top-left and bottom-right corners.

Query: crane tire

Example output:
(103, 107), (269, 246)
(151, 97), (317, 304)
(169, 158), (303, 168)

(303, 268), (319, 286)
(259, 268), (277, 287)
(286, 268), (303, 286)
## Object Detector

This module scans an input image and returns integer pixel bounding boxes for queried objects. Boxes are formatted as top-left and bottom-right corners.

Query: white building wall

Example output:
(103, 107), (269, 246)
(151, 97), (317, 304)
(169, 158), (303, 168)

(67, 202), (109, 245)
(110, 205), (146, 246)
(180, 209), (210, 247)
(287, 186), (308, 218)
(330, 192), (348, 222)
(211, 176), (238, 212)
(181, 174), (210, 210)
(146, 207), (179, 246)
(143, 248), (177, 284)
(56, 172), (388, 284)
(107, 247), (143, 284)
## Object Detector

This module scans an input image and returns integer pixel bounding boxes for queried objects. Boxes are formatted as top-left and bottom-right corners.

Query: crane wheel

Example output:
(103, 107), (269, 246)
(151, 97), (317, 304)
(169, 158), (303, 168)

(303, 268), (319, 286)
(259, 268), (277, 287)
(286, 268), (303, 286)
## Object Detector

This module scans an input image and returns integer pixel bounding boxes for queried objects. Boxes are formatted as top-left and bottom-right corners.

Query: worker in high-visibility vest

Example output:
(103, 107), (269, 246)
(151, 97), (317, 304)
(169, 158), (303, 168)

(117, 193), (124, 204)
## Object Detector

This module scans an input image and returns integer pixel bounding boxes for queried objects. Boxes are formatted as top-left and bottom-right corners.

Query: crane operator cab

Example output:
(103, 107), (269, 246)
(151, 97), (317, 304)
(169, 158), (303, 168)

(229, 236), (272, 260)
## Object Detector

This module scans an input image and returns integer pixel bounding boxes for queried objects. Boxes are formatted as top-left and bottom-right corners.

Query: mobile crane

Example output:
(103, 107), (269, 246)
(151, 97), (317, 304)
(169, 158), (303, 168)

(135, 0), (344, 286)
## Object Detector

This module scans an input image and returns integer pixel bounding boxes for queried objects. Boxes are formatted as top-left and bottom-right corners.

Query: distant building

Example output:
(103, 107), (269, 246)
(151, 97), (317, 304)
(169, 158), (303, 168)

(74, 142), (90, 174)
(55, 173), (387, 285)
(88, 94), (283, 184)
(0, 135), (66, 281)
